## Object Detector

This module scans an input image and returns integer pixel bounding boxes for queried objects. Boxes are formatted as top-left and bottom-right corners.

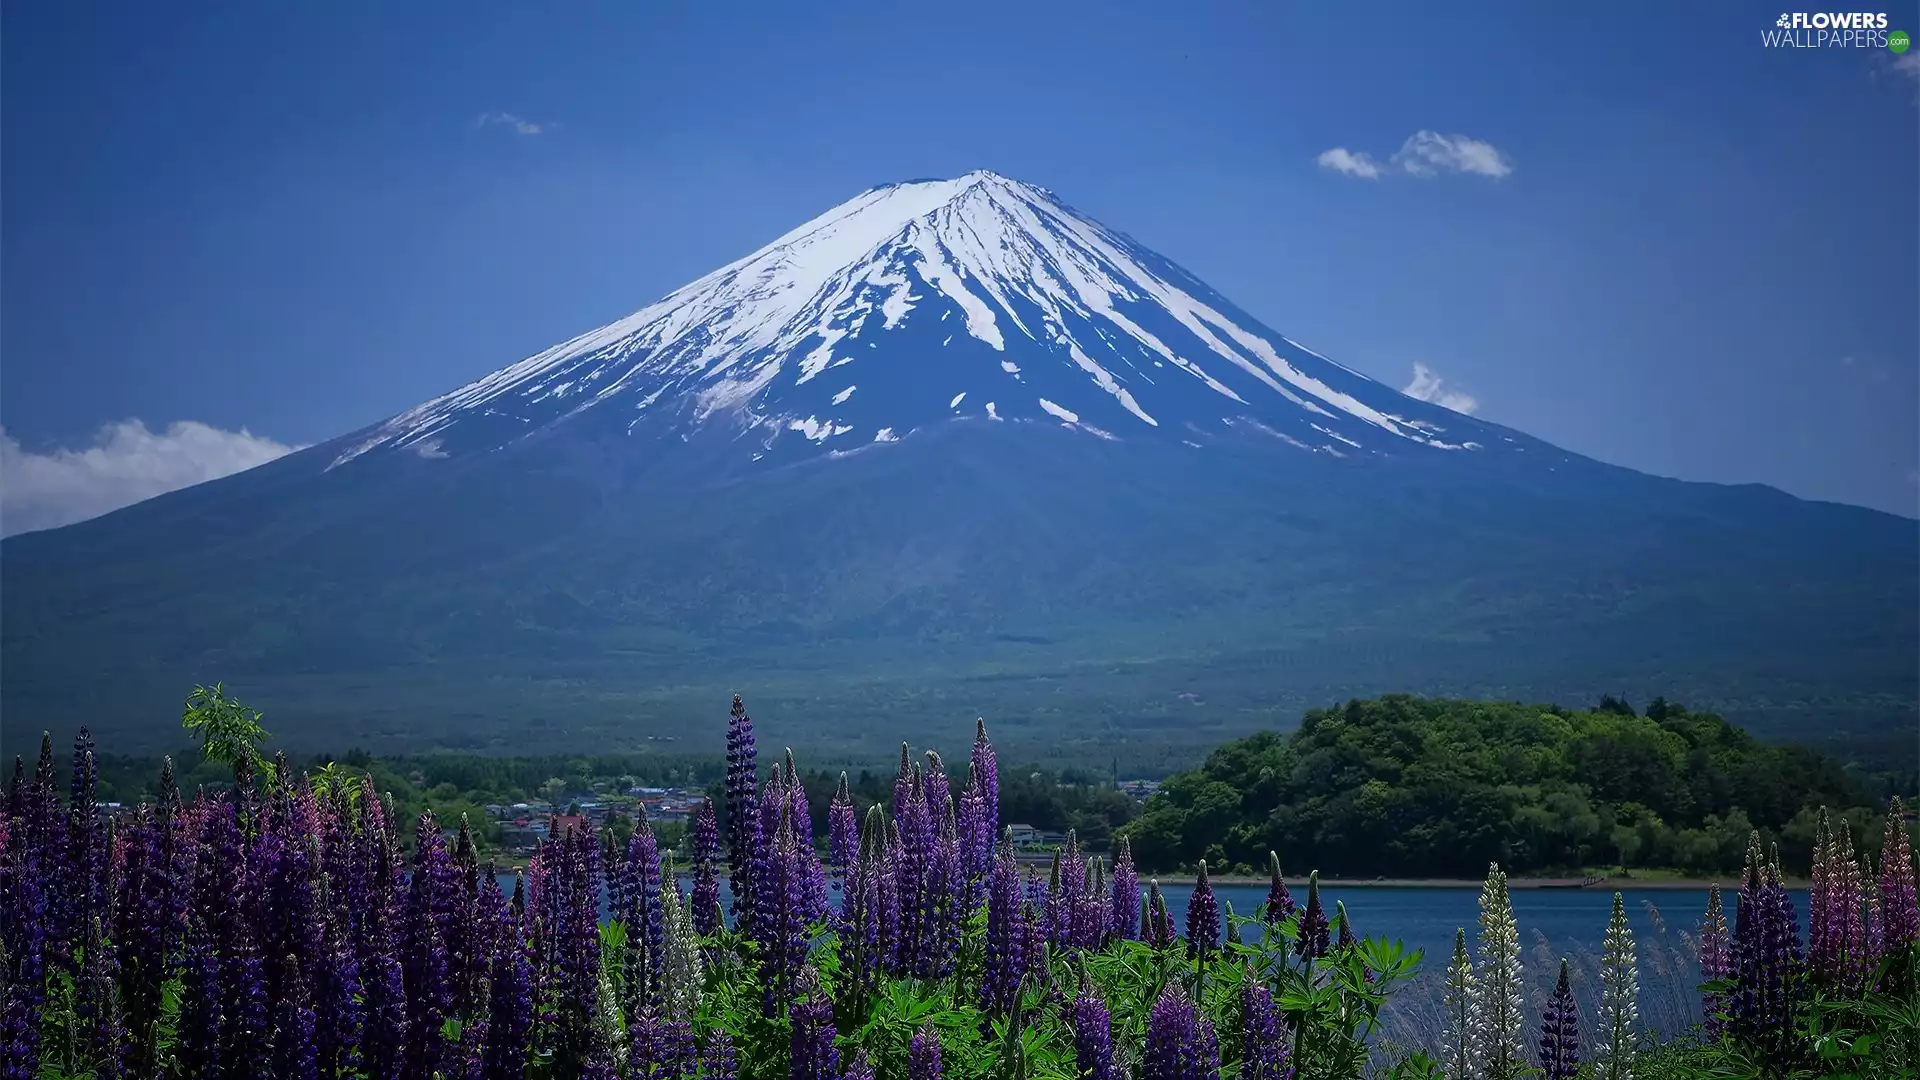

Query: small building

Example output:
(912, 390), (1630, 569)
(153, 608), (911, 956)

(1007, 823), (1039, 847)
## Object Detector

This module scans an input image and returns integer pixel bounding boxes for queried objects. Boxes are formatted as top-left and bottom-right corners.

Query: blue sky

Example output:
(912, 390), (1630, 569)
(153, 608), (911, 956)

(4, 0), (1917, 530)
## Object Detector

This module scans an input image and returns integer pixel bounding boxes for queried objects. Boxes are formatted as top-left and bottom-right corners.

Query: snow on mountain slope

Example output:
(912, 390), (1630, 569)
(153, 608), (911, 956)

(332, 171), (1521, 470)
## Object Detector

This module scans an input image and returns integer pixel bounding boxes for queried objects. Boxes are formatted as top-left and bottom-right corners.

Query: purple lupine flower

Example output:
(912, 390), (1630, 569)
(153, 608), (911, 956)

(699, 1028), (738, 1080)
(1144, 983), (1219, 1080)
(1109, 837), (1139, 942)
(753, 800), (811, 1013)
(1239, 969), (1290, 1080)
(624, 809), (666, 1012)
(845, 1050), (877, 1080)
(788, 967), (841, 1080)
(829, 773), (858, 898)
(65, 730), (108, 973)
(1537, 958), (1580, 1080)
(175, 848), (226, 1079)
(482, 900), (532, 1080)
(1187, 861), (1221, 961)
(1054, 833), (1088, 949)
(1808, 812), (1833, 983)
(956, 770), (991, 913)
(405, 813), (455, 1079)
(225, 909), (275, 1080)
(1073, 859), (1108, 950)
(631, 1010), (698, 1080)
(554, 823), (609, 1080)
(2, 815), (49, 1080)
(1335, 900), (1359, 954)
(789, 757), (831, 926)
(114, 797), (186, 1075)
(971, 719), (999, 844)
(1295, 872), (1330, 962)
(1070, 974), (1116, 1080)
(1263, 852), (1296, 924)
(878, 827), (903, 976)
(1730, 837), (1804, 1063)
(357, 793), (410, 1080)
(316, 884), (368, 1079)
(983, 835), (1029, 1018)
(725, 695), (761, 931)
(910, 1022), (944, 1080)
(1881, 797), (1918, 952)
(842, 806), (889, 1008)
(690, 799), (723, 938)
(76, 916), (127, 1080)
(272, 951), (321, 1080)
(1699, 884), (1731, 1040)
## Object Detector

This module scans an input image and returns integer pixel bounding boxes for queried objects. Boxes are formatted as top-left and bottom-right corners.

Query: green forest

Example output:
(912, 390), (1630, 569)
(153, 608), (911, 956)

(1120, 694), (1904, 878)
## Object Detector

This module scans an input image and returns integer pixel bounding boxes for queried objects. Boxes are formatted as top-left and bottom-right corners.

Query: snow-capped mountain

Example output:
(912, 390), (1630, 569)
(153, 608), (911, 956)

(3, 172), (1911, 759)
(332, 171), (1529, 470)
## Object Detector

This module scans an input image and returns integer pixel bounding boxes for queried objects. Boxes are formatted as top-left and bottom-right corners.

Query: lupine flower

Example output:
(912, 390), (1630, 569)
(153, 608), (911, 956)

(1536, 958), (1580, 1080)
(1143, 983), (1219, 1080)
(956, 767), (992, 912)
(630, 1010), (697, 1080)
(1594, 893), (1637, 1080)
(1809, 811), (1833, 981)
(984, 834), (1029, 1017)
(1238, 967), (1290, 1080)
(1730, 834), (1804, 1065)
(971, 718), (999, 843)
(725, 695), (761, 931)
(788, 967), (841, 1080)
(1263, 852), (1296, 924)
(1145, 879), (1177, 950)
(829, 773), (858, 896)
(1070, 972), (1116, 1080)
(1109, 837), (1139, 942)
(1294, 872), (1329, 962)
(753, 799), (812, 1012)
(1187, 861), (1221, 961)
(910, 1021), (944, 1080)
(923, 750), (952, 822)
(690, 800), (723, 939)
(698, 1028), (738, 1080)
(405, 813), (455, 1078)
(273, 951), (322, 1080)
(1880, 796), (1918, 952)
(483, 903), (533, 1080)
(1074, 859), (1108, 949)
(623, 809), (667, 1013)
(1335, 900), (1358, 954)
(1440, 928), (1475, 1080)
(1698, 885), (1731, 1040)
(845, 1051), (877, 1080)
(1470, 862), (1526, 1080)
(76, 915), (127, 1080)
(659, 874), (704, 1016)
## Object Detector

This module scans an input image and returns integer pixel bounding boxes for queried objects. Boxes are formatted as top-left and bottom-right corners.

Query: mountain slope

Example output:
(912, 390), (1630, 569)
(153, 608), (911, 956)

(3, 172), (1913, 764)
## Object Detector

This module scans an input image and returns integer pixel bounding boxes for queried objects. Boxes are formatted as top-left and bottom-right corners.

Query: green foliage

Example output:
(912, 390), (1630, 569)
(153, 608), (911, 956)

(180, 682), (274, 785)
(1123, 695), (1889, 877)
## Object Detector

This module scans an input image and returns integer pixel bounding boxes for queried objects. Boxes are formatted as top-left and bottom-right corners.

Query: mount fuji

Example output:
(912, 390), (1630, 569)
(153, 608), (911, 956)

(3, 172), (1913, 762)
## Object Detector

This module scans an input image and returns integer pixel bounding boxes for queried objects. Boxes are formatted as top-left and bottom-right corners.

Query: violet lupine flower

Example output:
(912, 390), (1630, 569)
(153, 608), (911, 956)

(878, 827), (903, 976)
(1729, 837), (1804, 1064)
(910, 1022), (944, 1080)
(405, 813), (455, 1079)
(272, 951), (321, 1080)
(971, 718), (1000, 843)
(690, 799), (723, 939)
(1239, 968), (1290, 1080)
(65, 730), (107, 971)
(924, 751), (952, 823)
(1335, 900), (1358, 954)
(699, 1028), (738, 1080)
(630, 1011), (698, 1080)
(1055, 833), (1089, 949)
(984, 835), (1029, 1018)
(789, 760), (831, 926)
(225, 912), (275, 1080)
(1881, 796), (1918, 952)
(1, 810), (49, 1080)
(1699, 884), (1731, 1040)
(114, 800), (185, 1074)
(1109, 837), (1139, 943)
(315, 887), (368, 1079)
(841, 806), (889, 1008)
(624, 809), (667, 1012)
(1073, 859), (1108, 950)
(788, 967), (841, 1080)
(1070, 973), (1116, 1080)
(1262, 852), (1296, 924)
(1808, 812), (1834, 983)
(1144, 983), (1220, 1080)
(175, 849), (226, 1080)
(483, 902), (533, 1080)
(725, 695), (761, 931)
(357, 802), (410, 1080)
(76, 915), (127, 1080)
(829, 773), (858, 895)
(1537, 958), (1581, 1080)
(845, 1050), (878, 1080)
(956, 774), (991, 913)
(1295, 872), (1330, 962)
(1187, 861), (1221, 961)
(928, 805), (963, 978)
(754, 802), (812, 1013)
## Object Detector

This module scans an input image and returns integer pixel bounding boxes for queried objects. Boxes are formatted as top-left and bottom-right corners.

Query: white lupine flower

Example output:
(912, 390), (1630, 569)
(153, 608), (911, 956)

(1442, 926), (1477, 1080)
(1469, 862), (1526, 1080)
(1594, 892), (1639, 1080)
(660, 874), (705, 1014)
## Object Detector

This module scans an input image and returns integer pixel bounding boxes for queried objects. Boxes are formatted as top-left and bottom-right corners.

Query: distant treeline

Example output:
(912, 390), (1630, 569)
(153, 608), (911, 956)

(1120, 694), (1905, 878)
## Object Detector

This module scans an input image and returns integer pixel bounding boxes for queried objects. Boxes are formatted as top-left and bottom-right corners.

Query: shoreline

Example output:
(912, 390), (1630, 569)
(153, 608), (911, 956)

(1191, 874), (1791, 890)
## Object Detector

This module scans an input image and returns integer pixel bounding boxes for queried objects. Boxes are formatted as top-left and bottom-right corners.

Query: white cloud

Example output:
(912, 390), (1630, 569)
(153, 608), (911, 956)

(475, 112), (549, 135)
(1316, 147), (1383, 179)
(1401, 363), (1480, 414)
(1318, 130), (1512, 181)
(1, 420), (302, 537)
(1391, 130), (1512, 178)
(1895, 51), (1920, 83)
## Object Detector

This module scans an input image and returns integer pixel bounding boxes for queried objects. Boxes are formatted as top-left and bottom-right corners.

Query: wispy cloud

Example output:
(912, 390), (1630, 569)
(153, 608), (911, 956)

(475, 111), (550, 135)
(1316, 147), (1383, 179)
(1317, 130), (1512, 180)
(1, 420), (302, 537)
(1401, 363), (1480, 414)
